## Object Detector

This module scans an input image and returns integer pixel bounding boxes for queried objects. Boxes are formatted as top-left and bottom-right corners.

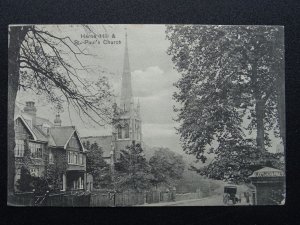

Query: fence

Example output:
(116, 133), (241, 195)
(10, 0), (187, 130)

(115, 191), (145, 206)
(145, 191), (160, 204)
(90, 190), (145, 207)
(175, 192), (202, 202)
(8, 192), (34, 206)
(90, 191), (111, 207)
(8, 191), (91, 207)
(9, 190), (203, 207)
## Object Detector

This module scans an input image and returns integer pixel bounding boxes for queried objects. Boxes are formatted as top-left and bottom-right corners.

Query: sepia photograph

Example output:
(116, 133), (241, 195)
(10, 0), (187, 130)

(7, 24), (285, 206)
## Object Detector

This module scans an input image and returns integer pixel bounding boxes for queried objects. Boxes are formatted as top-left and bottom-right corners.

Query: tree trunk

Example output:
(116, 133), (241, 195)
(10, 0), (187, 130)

(7, 26), (28, 196)
(276, 29), (286, 150)
(252, 54), (266, 154)
(255, 99), (265, 152)
(276, 69), (285, 149)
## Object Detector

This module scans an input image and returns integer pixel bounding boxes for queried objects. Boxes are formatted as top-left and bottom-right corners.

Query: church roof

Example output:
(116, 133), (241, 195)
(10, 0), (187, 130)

(120, 32), (133, 112)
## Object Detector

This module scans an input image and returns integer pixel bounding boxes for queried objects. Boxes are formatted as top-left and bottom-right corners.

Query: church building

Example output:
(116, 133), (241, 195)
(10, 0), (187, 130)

(81, 32), (142, 163)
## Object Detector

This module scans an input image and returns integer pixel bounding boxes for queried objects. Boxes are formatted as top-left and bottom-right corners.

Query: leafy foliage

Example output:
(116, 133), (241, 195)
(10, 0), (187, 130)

(16, 166), (50, 193)
(114, 143), (153, 192)
(166, 25), (285, 182)
(16, 167), (33, 192)
(149, 148), (185, 187)
(83, 141), (112, 189)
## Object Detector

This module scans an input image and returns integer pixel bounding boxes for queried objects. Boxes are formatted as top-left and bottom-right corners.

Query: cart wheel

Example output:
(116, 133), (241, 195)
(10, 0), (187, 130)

(232, 198), (236, 204)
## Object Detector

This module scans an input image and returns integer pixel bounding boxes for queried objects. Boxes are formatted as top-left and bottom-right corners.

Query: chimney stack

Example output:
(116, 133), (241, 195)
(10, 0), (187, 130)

(54, 114), (62, 127)
(23, 101), (37, 126)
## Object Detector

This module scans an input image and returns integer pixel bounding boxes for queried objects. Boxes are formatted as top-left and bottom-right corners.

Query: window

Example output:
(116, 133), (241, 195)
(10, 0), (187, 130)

(60, 174), (64, 191)
(79, 154), (83, 165)
(29, 142), (43, 158)
(15, 168), (21, 182)
(79, 177), (83, 189)
(14, 140), (24, 157)
(49, 150), (54, 164)
(117, 126), (122, 139)
(124, 124), (129, 139)
(67, 151), (70, 163)
(75, 152), (78, 164)
(15, 119), (24, 133)
(68, 151), (83, 165)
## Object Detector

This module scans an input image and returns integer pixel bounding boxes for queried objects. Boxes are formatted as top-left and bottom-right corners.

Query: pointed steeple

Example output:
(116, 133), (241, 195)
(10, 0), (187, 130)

(120, 30), (133, 112)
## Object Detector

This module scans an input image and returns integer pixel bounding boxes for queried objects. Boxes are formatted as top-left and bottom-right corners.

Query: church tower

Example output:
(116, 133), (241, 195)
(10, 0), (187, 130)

(112, 31), (142, 159)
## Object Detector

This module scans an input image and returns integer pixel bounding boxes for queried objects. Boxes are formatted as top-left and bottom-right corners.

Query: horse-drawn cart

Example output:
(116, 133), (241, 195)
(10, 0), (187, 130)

(223, 185), (240, 205)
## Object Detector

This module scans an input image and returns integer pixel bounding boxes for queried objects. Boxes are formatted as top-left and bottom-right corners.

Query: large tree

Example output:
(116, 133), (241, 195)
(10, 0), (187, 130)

(166, 25), (285, 182)
(83, 141), (111, 189)
(114, 143), (153, 192)
(149, 148), (185, 188)
(8, 25), (113, 194)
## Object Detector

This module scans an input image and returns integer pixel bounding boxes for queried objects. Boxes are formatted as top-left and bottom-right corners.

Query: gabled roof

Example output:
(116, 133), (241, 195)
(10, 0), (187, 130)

(32, 126), (48, 142)
(49, 126), (75, 147)
(49, 126), (85, 151)
(15, 114), (50, 143)
(81, 135), (113, 158)
(15, 105), (50, 143)
(14, 104), (84, 148)
(14, 115), (38, 141)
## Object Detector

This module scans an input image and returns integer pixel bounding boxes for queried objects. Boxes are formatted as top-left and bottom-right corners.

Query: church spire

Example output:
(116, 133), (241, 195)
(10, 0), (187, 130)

(120, 30), (133, 111)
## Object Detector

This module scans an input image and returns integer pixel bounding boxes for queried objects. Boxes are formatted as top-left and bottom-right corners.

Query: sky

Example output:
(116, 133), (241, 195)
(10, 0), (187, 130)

(16, 24), (283, 159)
(16, 25), (184, 155)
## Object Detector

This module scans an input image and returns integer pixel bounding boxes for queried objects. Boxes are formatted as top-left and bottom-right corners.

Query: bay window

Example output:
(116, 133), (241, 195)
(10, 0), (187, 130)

(68, 151), (84, 165)
(29, 142), (43, 158)
(14, 140), (24, 157)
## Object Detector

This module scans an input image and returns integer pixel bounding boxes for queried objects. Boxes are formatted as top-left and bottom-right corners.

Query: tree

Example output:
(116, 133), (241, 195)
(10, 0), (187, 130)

(114, 143), (153, 192)
(16, 166), (33, 192)
(8, 25), (113, 194)
(166, 25), (285, 182)
(84, 141), (111, 189)
(15, 139), (34, 192)
(149, 148), (185, 188)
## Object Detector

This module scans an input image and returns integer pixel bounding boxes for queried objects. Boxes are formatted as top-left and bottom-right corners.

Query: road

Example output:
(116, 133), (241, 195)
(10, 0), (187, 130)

(141, 195), (249, 206)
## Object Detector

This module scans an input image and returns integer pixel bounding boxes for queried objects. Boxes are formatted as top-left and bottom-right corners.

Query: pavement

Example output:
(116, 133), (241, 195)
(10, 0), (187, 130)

(138, 195), (250, 206)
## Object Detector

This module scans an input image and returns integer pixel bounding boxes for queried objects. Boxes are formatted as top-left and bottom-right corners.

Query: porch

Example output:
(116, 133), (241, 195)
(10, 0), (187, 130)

(62, 170), (86, 191)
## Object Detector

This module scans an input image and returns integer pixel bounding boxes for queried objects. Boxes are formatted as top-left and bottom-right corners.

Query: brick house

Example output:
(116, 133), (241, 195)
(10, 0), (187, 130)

(14, 101), (87, 192)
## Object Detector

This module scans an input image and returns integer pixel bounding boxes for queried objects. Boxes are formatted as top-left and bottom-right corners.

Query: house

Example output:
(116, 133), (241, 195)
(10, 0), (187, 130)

(14, 101), (87, 192)
(81, 32), (142, 164)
